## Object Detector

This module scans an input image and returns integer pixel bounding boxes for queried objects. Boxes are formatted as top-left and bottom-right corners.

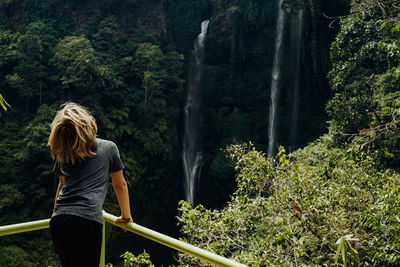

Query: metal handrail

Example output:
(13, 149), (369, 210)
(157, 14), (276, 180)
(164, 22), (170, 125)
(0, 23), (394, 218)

(0, 211), (246, 267)
(0, 218), (50, 236)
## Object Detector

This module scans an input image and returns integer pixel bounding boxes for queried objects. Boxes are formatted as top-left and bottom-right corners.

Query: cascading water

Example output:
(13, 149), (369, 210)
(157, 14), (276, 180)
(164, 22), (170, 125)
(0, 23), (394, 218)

(268, 0), (286, 157)
(182, 20), (209, 206)
(290, 9), (304, 147)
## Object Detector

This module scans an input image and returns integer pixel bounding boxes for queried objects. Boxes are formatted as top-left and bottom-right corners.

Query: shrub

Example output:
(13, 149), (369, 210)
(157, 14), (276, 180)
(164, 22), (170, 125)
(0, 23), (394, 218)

(177, 140), (400, 266)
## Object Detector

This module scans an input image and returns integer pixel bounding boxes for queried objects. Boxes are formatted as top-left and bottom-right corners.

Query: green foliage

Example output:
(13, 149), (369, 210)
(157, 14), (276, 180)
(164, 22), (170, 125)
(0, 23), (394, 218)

(24, 21), (58, 58)
(53, 36), (100, 94)
(224, 143), (282, 198)
(0, 30), (19, 100)
(334, 234), (360, 267)
(0, 1), (186, 265)
(99, 107), (134, 140)
(177, 140), (400, 266)
(121, 251), (154, 267)
(1, 21), (58, 111)
(0, 246), (35, 267)
(133, 42), (166, 102)
(327, 0), (400, 168)
(9, 32), (45, 105)
(0, 184), (23, 211)
(0, 93), (10, 112)
(96, 16), (122, 46)
(15, 104), (57, 216)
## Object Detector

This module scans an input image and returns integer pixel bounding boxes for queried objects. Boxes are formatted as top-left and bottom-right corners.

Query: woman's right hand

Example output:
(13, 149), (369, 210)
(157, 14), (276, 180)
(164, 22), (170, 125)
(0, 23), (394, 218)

(114, 216), (133, 232)
(114, 216), (133, 224)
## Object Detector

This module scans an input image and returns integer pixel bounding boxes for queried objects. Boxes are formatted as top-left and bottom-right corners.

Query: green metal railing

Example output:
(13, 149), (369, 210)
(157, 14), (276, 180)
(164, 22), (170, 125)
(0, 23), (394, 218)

(0, 211), (246, 267)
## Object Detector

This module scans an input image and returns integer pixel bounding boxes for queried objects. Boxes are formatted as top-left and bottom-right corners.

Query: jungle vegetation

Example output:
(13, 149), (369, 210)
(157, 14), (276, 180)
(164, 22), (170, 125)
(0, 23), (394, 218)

(0, 0), (399, 266)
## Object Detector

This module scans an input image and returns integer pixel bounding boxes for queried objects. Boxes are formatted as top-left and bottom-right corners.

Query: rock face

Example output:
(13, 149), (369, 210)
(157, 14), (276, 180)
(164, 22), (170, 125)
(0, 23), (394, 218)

(136, 1), (169, 39)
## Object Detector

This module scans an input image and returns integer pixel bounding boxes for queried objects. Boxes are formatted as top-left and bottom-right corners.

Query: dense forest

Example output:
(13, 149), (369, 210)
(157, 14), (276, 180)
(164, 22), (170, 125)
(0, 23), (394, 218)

(0, 0), (399, 266)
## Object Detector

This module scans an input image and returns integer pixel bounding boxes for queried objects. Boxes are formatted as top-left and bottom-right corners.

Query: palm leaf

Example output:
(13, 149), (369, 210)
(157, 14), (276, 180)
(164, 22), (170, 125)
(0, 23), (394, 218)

(0, 94), (11, 111)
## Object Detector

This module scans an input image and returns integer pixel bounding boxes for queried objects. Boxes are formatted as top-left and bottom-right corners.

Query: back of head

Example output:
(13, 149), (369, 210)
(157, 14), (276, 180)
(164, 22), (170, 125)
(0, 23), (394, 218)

(48, 102), (97, 165)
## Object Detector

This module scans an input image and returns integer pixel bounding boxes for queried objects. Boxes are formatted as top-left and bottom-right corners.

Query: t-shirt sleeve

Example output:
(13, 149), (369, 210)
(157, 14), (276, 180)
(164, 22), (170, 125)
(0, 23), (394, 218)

(53, 161), (63, 176)
(109, 141), (124, 173)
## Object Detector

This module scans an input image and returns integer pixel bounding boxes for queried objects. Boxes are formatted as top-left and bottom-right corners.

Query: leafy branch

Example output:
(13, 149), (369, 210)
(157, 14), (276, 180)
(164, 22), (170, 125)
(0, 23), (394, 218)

(0, 93), (11, 112)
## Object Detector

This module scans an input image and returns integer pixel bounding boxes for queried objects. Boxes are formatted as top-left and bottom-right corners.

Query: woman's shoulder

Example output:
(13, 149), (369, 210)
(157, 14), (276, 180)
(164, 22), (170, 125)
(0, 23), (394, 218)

(96, 138), (118, 150)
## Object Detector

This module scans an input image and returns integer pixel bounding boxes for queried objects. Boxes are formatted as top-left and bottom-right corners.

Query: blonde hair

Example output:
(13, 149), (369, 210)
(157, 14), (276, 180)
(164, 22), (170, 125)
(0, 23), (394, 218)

(48, 102), (97, 165)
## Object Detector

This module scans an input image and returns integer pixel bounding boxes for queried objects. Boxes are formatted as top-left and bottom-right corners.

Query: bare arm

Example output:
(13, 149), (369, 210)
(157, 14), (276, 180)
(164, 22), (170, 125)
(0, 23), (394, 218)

(111, 170), (133, 224)
(54, 176), (65, 207)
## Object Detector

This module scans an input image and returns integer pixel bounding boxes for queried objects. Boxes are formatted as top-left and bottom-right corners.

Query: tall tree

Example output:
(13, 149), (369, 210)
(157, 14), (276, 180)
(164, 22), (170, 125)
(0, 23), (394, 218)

(52, 35), (117, 103)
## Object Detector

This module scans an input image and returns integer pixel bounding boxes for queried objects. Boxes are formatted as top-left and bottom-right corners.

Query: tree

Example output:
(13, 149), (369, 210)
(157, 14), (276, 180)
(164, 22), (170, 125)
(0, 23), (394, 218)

(327, 1), (400, 135)
(52, 35), (114, 103)
(0, 30), (19, 110)
(15, 104), (57, 218)
(177, 141), (400, 266)
(326, 0), (400, 167)
(94, 16), (123, 52)
(4, 22), (58, 111)
(133, 42), (166, 103)
(7, 33), (44, 109)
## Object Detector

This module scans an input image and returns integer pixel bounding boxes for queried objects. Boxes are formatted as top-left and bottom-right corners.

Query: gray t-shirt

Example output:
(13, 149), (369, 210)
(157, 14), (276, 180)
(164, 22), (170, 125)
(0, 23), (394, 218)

(52, 138), (124, 224)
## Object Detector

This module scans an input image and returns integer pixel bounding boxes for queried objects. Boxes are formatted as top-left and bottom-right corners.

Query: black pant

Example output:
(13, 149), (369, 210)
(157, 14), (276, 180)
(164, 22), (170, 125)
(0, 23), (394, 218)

(50, 215), (103, 267)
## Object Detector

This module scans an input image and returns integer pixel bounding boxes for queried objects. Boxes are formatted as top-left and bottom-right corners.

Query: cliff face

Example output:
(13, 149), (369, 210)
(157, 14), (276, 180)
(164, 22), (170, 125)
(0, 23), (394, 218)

(197, 0), (348, 147)
(136, 1), (169, 39)
(185, 0), (349, 206)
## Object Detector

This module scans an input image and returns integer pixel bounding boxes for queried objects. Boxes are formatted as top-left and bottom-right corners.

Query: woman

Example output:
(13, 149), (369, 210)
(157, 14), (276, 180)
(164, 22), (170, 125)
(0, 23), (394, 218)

(48, 102), (133, 267)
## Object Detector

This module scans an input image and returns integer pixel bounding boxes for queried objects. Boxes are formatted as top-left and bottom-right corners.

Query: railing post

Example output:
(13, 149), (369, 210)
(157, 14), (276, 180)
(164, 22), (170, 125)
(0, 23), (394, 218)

(99, 221), (105, 267)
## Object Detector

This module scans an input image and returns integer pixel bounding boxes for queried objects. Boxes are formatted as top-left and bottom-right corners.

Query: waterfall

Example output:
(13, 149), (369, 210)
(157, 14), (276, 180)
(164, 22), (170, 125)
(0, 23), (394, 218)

(267, 0), (286, 157)
(290, 9), (304, 147)
(182, 20), (210, 206)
